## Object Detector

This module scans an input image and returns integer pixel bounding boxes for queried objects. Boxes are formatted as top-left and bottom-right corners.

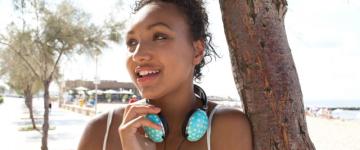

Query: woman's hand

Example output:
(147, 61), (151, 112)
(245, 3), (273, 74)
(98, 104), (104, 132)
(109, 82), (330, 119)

(119, 104), (161, 150)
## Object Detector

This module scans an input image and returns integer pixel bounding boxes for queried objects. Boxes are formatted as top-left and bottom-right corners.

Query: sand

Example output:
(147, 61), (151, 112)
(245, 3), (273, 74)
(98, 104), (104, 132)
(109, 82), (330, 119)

(306, 116), (360, 150)
(2, 99), (360, 150)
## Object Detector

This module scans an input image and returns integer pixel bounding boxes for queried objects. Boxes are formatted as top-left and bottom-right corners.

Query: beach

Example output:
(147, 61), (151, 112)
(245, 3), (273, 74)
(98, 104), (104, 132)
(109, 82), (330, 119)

(91, 102), (360, 150)
(217, 100), (360, 149)
(306, 116), (360, 150)
(1, 98), (360, 150)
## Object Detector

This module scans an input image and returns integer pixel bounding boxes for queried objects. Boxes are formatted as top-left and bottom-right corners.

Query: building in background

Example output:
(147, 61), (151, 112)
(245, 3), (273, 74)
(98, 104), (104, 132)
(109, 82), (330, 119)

(64, 80), (139, 104)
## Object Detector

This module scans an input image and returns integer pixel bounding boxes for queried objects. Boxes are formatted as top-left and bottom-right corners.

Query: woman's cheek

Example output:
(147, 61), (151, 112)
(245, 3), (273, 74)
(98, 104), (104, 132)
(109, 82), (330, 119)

(126, 55), (135, 80)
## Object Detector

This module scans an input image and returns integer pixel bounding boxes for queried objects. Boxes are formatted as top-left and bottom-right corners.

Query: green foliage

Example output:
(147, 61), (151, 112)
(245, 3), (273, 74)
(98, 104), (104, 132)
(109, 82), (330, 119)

(0, 95), (3, 104)
(122, 94), (129, 101)
(105, 93), (112, 102)
(104, 18), (125, 43)
(0, 85), (5, 94)
(19, 125), (56, 131)
(0, 0), (124, 83)
(0, 31), (42, 96)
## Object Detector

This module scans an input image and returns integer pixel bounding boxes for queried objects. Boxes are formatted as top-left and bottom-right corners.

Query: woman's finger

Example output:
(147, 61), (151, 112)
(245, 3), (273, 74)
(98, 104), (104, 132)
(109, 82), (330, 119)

(120, 116), (162, 135)
(123, 105), (161, 123)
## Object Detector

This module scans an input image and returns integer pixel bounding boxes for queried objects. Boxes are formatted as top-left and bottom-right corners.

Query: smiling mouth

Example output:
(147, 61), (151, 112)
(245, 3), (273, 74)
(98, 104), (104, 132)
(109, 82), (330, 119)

(134, 65), (162, 86)
(136, 70), (160, 78)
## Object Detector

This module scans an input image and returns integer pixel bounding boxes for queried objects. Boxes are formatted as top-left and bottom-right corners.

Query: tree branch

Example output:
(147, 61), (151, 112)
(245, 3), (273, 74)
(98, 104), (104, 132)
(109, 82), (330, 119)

(0, 41), (41, 79)
(18, 39), (43, 73)
(48, 47), (64, 81)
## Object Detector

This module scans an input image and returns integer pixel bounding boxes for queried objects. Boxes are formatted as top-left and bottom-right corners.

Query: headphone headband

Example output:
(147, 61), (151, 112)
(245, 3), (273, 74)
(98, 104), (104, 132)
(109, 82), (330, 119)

(194, 84), (208, 110)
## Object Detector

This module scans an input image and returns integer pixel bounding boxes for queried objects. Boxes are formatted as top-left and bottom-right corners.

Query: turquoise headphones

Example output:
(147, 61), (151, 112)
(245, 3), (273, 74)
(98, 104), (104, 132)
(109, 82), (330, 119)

(143, 84), (209, 143)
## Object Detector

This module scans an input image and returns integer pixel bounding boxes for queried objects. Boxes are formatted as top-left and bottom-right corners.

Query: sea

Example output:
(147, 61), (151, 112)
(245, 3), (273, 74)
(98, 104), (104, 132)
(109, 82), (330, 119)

(304, 100), (360, 108)
(305, 100), (360, 121)
(216, 99), (360, 121)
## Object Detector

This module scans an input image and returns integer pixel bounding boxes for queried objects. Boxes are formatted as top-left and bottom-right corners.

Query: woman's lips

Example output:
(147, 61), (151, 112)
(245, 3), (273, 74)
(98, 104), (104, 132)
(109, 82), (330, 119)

(136, 71), (160, 86)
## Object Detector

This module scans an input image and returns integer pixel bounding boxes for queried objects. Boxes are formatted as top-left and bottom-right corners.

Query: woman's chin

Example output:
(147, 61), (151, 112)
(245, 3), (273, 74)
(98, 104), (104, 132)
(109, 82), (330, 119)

(141, 94), (159, 100)
(136, 84), (164, 99)
(138, 90), (161, 100)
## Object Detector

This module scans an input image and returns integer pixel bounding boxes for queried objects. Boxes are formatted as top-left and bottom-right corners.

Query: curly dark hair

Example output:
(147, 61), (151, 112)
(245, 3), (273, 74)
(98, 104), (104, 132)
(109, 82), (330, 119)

(133, 0), (219, 81)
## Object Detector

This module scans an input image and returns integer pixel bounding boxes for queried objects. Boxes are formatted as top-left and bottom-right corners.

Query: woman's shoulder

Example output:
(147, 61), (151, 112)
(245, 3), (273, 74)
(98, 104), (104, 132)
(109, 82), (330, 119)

(213, 104), (247, 120)
(208, 101), (247, 120)
(77, 106), (127, 150)
(86, 105), (128, 129)
(209, 104), (250, 129)
(210, 103), (253, 150)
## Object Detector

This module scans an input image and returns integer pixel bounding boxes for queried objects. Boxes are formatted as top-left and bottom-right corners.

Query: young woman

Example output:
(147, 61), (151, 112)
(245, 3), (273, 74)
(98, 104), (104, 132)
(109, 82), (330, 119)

(78, 0), (252, 150)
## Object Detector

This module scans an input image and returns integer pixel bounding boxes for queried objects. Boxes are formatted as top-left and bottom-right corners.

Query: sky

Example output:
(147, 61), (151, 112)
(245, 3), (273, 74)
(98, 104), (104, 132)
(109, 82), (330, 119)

(0, 0), (359, 102)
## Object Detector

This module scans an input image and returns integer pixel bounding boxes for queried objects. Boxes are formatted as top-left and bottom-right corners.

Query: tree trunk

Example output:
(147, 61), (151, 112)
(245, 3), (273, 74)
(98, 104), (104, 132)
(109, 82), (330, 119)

(24, 87), (37, 130)
(219, 0), (315, 149)
(41, 80), (51, 150)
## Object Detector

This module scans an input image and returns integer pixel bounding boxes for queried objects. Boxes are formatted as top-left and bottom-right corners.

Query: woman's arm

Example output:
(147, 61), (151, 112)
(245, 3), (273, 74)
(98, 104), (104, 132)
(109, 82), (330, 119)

(211, 107), (253, 150)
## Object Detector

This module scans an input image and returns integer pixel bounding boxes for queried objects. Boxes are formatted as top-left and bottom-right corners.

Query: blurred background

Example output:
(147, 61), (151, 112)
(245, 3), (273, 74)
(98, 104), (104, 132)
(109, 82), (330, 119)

(0, 0), (359, 149)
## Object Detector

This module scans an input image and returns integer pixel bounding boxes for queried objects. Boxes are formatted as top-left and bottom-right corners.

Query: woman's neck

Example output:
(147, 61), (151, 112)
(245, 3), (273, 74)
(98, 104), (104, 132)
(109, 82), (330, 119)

(148, 83), (198, 136)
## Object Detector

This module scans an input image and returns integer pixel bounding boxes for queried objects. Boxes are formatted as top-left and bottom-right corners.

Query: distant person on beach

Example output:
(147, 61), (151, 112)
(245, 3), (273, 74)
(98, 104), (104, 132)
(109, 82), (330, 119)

(78, 0), (252, 150)
(316, 108), (333, 119)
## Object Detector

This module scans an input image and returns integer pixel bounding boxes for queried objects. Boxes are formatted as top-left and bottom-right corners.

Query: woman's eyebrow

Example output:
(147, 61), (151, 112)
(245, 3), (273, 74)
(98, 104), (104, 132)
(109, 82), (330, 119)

(126, 30), (135, 35)
(147, 22), (173, 31)
(126, 22), (173, 35)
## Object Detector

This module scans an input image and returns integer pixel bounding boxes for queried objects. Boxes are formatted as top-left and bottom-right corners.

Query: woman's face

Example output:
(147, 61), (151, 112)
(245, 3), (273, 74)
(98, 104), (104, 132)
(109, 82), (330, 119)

(125, 2), (203, 99)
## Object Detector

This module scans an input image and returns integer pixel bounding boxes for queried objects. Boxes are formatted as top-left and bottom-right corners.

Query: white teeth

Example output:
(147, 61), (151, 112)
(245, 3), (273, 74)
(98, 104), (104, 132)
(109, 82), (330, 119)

(138, 70), (159, 76)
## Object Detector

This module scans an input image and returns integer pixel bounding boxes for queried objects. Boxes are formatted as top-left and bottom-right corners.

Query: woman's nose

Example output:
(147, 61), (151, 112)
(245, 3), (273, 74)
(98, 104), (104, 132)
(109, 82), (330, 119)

(132, 42), (152, 63)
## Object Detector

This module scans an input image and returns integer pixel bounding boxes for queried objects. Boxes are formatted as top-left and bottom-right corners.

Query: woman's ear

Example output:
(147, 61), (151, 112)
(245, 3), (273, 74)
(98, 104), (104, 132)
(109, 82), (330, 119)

(192, 39), (205, 65)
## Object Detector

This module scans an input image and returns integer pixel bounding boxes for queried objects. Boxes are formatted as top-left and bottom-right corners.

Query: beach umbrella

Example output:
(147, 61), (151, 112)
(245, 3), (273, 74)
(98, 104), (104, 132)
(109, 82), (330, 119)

(87, 90), (104, 95)
(119, 90), (134, 94)
(75, 86), (88, 91)
(104, 89), (119, 94)
(78, 90), (85, 95)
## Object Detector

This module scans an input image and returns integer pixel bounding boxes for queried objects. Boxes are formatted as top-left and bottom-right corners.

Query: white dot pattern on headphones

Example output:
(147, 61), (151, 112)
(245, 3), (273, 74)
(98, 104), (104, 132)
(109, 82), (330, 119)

(186, 108), (209, 142)
(143, 114), (165, 143)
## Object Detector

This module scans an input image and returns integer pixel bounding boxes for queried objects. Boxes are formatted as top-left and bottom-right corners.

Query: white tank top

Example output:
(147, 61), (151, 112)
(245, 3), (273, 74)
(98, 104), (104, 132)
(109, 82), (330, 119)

(102, 105), (221, 150)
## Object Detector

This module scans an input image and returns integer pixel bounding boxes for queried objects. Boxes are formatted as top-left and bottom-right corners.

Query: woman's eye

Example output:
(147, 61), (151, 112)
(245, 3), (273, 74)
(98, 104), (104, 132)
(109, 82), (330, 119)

(126, 39), (138, 47)
(153, 33), (168, 41)
(126, 39), (138, 52)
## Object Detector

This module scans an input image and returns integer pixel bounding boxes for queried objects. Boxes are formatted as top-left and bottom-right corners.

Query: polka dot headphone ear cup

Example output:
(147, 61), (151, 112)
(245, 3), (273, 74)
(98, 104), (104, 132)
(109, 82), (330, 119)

(185, 108), (209, 142)
(143, 114), (166, 143)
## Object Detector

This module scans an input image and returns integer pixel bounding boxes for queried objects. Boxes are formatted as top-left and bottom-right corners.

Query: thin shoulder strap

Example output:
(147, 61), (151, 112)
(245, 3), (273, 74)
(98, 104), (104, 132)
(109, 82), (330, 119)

(207, 105), (221, 150)
(103, 109), (114, 150)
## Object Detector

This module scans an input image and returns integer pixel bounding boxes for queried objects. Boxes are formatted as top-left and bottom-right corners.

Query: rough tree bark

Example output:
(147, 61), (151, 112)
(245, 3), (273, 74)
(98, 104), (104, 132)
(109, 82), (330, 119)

(219, 0), (315, 149)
